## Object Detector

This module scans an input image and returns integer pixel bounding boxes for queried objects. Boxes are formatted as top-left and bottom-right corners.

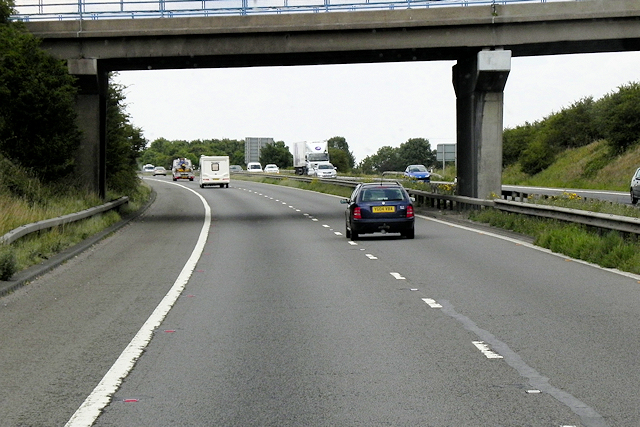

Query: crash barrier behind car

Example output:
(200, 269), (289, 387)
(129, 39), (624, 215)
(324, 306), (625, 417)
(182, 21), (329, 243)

(246, 173), (640, 236)
(0, 197), (129, 245)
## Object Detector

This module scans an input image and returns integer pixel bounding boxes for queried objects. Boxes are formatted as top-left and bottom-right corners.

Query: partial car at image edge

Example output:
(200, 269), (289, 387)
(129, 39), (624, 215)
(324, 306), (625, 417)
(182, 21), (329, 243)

(630, 167), (640, 204)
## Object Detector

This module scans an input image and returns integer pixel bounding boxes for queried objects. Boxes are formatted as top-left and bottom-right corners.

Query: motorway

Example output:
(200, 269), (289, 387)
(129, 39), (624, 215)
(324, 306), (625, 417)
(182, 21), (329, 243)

(1, 177), (639, 426)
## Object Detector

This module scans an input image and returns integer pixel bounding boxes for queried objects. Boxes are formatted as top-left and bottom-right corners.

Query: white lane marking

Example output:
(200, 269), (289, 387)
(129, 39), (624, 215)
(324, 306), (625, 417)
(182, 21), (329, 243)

(421, 298), (442, 308)
(472, 341), (504, 359)
(312, 218), (318, 222)
(348, 241), (358, 246)
(365, 254), (378, 260)
(334, 232), (342, 236)
(65, 182), (211, 427)
(390, 272), (406, 280)
(322, 224), (330, 228)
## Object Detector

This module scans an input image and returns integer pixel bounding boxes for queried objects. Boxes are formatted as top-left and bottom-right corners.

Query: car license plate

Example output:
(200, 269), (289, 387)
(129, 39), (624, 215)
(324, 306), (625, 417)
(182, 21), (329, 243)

(372, 206), (395, 213)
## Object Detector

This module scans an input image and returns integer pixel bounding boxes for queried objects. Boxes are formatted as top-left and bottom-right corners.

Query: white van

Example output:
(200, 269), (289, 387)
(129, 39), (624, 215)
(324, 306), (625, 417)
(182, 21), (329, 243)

(246, 162), (263, 173)
(199, 155), (230, 188)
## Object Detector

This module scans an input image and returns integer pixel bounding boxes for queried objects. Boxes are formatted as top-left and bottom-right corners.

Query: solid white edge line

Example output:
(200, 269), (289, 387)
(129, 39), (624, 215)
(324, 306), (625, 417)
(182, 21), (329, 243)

(65, 181), (211, 427)
(418, 214), (640, 282)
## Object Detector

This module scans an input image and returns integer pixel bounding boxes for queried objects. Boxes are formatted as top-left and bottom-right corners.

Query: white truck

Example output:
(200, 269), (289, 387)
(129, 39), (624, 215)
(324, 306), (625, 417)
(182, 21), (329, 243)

(172, 158), (195, 181)
(199, 155), (230, 188)
(292, 140), (331, 175)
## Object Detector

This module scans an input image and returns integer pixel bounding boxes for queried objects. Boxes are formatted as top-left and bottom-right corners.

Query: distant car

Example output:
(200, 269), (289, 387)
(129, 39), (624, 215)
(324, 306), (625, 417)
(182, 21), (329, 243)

(153, 166), (167, 176)
(631, 167), (640, 204)
(142, 164), (155, 173)
(264, 164), (279, 173)
(404, 164), (431, 182)
(246, 162), (263, 173)
(230, 165), (243, 172)
(312, 163), (337, 178)
(340, 181), (415, 240)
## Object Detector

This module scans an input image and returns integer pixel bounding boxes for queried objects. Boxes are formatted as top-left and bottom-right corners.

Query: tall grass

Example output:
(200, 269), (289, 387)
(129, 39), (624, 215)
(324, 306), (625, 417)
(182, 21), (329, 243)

(469, 209), (640, 275)
(0, 154), (151, 281)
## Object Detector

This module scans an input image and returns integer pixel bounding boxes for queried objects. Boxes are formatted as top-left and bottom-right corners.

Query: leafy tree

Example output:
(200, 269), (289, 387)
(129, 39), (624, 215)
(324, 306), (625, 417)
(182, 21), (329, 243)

(519, 134), (555, 176)
(397, 138), (435, 168)
(1, 0), (14, 23)
(328, 136), (355, 169)
(502, 122), (539, 167)
(260, 140), (292, 167)
(358, 145), (401, 173)
(0, 15), (81, 181)
(541, 97), (601, 151)
(597, 82), (640, 154)
(328, 148), (350, 172)
(105, 75), (147, 193)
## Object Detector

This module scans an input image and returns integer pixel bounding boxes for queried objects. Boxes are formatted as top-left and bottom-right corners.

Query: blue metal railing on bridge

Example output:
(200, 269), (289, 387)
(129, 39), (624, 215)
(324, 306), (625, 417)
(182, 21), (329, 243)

(11, 0), (575, 21)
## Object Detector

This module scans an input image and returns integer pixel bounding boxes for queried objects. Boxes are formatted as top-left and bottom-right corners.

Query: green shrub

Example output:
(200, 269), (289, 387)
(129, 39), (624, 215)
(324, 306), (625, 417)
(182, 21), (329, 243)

(0, 245), (16, 281)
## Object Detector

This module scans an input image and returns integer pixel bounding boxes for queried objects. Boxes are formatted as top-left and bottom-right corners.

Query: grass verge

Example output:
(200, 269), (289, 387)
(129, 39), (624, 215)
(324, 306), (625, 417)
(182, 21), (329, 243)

(0, 180), (151, 281)
(469, 208), (640, 275)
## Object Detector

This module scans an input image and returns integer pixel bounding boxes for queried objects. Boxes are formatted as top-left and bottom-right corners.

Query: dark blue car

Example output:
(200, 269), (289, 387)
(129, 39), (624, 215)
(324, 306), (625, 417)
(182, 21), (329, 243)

(404, 164), (431, 182)
(341, 182), (415, 240)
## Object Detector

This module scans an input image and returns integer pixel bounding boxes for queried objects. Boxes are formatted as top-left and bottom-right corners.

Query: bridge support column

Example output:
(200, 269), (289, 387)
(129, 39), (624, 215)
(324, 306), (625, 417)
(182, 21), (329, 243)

(68, 58), (107, 199)
(453, 50), (511, 199)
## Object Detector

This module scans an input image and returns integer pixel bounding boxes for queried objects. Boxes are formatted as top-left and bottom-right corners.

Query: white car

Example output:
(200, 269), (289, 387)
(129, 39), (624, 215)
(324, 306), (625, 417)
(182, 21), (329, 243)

(264, 164), (279, 173)
(312, 163), (337, 178)
(246, 162), (263, 172)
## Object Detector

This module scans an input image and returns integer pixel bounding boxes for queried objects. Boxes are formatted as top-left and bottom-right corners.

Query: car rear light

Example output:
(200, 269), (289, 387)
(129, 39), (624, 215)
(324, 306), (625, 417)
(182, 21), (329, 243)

(406, 205), (414, 218)
(353, 207), (362, 219)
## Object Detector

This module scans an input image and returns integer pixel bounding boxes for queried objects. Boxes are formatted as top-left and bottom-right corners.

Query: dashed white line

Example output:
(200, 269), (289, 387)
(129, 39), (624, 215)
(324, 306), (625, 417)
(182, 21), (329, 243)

(421, 298), (443, 308)
(472, 341), (504, 359)
(365, 254), (378, 260)
(390, 272), (406, 280)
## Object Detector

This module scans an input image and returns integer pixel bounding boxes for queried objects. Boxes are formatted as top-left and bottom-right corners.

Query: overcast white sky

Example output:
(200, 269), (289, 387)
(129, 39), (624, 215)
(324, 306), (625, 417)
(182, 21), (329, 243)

(114, 51), (640, 164)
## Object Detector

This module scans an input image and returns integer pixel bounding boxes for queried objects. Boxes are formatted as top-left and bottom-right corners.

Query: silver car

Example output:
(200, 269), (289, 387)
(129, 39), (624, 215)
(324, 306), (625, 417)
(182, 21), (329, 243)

(313, 163), (337, 178)
(631, 167), (640, 205)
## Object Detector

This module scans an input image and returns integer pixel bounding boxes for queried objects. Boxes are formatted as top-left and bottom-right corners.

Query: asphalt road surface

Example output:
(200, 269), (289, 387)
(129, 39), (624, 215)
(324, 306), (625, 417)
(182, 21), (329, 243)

(1, 177), (639, 427)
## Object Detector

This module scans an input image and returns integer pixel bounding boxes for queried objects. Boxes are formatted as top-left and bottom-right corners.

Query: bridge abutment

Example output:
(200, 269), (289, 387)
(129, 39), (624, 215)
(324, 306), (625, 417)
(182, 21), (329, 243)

(453, 50), (511, 199)
(68, 58), (107, 199)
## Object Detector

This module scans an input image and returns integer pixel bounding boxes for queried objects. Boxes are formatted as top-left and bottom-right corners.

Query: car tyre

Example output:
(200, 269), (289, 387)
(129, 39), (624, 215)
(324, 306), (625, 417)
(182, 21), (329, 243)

(631, 190), (638, 205)
(402, 228), (415, 239)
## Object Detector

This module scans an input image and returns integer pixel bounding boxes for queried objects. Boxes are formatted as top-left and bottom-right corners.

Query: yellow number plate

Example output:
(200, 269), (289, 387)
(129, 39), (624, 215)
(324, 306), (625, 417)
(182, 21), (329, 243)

(372, 206), (395, 213)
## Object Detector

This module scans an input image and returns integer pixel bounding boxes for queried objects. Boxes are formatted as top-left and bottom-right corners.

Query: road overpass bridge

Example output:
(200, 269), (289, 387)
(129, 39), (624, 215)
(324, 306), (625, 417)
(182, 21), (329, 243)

(20, 0), (640, 198)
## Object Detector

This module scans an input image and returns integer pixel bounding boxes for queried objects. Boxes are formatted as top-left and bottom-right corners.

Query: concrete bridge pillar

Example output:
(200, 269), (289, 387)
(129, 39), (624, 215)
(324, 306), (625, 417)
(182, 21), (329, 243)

(67, 58), (107, 198)
(453, 50), (511, 199)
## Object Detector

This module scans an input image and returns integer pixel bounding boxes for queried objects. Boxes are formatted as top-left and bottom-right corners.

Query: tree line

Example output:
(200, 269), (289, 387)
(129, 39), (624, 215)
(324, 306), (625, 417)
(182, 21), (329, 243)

(357, 138), (437, 173)
(139, 136), (357, 172)
(503, 82), (640, 175)
(0, 0), (145, 196)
